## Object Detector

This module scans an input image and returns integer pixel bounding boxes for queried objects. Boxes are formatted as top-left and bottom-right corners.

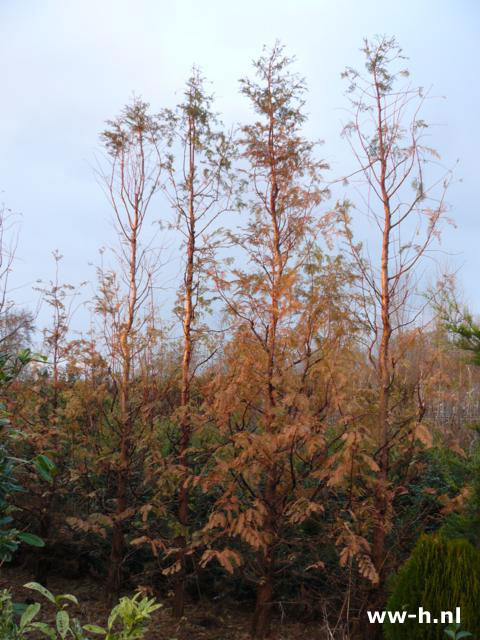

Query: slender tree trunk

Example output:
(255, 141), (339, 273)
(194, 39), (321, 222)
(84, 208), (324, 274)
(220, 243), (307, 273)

(107, 398), (130, 594)
(251, 79), (281, 638)
(173, 114), (196, 618)
(372, 77), (392, 584)
(107, 214), (138, 596)
(100, 108), (160, 598)
(107, 475), (127, 595)
(107, 378), (131, 595)
(251, 565), (274, 638)
(252, 474), (276, 638)
(173, 234), (194, 617)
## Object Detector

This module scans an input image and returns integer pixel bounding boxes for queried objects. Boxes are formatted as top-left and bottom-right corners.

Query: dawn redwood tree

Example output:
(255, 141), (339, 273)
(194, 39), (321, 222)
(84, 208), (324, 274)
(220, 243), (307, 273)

(198, 43), (345, 638)
(338, 36), (450, 598)
(98, 98), (162, 595)
(158, 68), (234, 618)
(15, 252), (83, 580)
(35, 251), (82, 412)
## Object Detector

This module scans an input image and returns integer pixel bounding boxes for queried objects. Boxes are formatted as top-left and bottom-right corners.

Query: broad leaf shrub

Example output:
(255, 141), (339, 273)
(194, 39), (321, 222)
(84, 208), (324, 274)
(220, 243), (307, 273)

(0, 582), (161, 640)
(0, 350), (47, 563)
(384, 534), (480, 640)
(444, 622), (472, 639)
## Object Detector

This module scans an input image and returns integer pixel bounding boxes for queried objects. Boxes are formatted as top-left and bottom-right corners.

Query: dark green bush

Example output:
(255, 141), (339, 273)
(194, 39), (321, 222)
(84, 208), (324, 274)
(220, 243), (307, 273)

(384, 534), (480, 640)
(440, 445), (480, 546)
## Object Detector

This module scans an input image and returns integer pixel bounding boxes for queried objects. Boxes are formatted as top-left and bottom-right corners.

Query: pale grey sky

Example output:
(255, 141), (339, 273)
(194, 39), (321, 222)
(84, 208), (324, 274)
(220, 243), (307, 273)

(1, 0), (478, 335)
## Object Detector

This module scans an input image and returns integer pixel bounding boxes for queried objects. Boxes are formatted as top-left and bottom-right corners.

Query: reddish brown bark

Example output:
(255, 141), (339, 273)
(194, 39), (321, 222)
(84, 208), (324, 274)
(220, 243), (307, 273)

(173, 108), (196, 618)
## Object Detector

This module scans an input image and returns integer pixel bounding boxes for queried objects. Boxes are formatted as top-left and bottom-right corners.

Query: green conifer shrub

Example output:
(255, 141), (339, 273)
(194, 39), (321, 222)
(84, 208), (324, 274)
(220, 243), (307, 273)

(384, 535), (480, 640)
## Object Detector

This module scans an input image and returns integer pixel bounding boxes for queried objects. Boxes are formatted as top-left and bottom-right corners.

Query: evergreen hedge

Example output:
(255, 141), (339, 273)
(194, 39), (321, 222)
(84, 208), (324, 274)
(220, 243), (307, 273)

(384, 534), (480, 640)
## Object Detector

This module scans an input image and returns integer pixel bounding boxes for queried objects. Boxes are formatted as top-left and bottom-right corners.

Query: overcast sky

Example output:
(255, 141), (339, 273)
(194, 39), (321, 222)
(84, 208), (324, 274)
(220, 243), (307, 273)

(1, 0), (479, 335)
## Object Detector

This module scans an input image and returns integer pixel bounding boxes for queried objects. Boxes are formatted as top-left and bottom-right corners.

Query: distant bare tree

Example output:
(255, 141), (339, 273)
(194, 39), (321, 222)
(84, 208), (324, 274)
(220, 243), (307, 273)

(0, 203), (32, 352)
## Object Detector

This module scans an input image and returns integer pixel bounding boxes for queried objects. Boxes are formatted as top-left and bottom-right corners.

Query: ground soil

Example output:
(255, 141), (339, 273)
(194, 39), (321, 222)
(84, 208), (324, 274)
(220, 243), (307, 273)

(0, 565), (328, 639)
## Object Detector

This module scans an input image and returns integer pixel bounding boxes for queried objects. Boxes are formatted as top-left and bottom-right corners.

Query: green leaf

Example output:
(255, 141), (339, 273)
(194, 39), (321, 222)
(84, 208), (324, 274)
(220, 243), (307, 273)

(56, 609), (69, 639)
(107, 604), (120, 631)
(58, 593), (79, 605)
(20, 602), (40, 628)
(18, 532), (45, 547)
(24, 582), (56, 604)
(83, 624), (107, 634)
(13, 601), (28, 616)
(456, 633), (472, 639)
(30, 622), (57, 639)
(34, 462), (53, 484)
(34, 455), (57, 484)
(38, 455), (56, 472)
